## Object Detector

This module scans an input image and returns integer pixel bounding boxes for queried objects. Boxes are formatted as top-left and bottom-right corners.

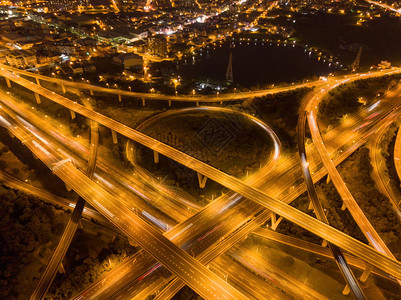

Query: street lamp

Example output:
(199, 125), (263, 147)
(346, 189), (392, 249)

(106, 83), (109, 88)
(128, 86), (132, 92)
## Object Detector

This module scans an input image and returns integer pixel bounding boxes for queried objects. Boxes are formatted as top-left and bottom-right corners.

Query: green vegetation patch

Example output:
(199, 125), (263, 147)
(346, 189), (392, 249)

(339, 147), (401, 258)
(0, 186), (68, 299)
(248, 88), (311, 151)
(136, 109), (274, 197)
(319, 75), (401, 126)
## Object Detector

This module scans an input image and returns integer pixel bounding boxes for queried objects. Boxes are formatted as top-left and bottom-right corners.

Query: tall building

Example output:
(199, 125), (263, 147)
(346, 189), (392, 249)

(147, 34), (168, 58)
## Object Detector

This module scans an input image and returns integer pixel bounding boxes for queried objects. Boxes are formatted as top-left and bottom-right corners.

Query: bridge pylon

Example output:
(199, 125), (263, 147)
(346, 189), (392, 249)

(226, 50), (234, 83)
(350, 46), (362, 71)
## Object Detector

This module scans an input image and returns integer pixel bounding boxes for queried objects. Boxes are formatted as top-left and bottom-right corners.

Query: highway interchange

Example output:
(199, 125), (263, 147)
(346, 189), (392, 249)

(2, 64), (401, 298)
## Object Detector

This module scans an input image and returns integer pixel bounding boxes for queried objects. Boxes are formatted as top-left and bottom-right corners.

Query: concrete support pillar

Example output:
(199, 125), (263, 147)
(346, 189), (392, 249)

(197, 172), (208, 188)
(78, 219), (83, 229)
(359, 264), (373, 283)
(326, 174), (330, 184)
(61, 84), (66, 94)
(168, 100), (171, 107)
(220, 101), (223, 105)
(118, 94), (122, 103)
(321, 239), (328, 247)
(308, 200), (314, 210)
(341, 201), (347, 211)
(35, 77), (41, 86)
(128, 238), (138, 247)
(111, 130), (118, 144)
(142, 98), (146, 106)
(34, 92), (41, 104)
(70, 109), (76, 120)
(153, 150), (159, 164)
(271, 212), (283, 231)
(196, 101), (199, 106)
(58, 262), (65, 274)
(5, 78), (11, 88)
(342, 284), (350, 296)
(90, 89), (94, 96)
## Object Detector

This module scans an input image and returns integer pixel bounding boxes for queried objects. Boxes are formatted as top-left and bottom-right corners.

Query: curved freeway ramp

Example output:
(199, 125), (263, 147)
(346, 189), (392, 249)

(298, 97), (365, 299)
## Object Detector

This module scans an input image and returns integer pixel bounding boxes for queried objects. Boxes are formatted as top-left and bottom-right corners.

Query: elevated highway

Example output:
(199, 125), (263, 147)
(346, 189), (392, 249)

(1, 64), (318, 103)
(298, 92), (364, 299)
(30, 94), (100, 300)
(3, 66), (401, 281)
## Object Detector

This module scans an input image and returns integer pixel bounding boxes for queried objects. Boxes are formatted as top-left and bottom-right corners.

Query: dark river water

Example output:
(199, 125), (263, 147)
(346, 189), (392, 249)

(178, 42), (338, 88)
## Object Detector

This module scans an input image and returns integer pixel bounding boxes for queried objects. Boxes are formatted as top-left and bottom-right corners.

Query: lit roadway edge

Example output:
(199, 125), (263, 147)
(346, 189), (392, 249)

(297, 94), (364, 299)
(366, 0), (401, 13)
(1, 64), (319, 102)
(30, 95), (100, 300)
(253, 228), (395, 282)
(0, 110), (248, 300)
(369, 119), (401, 218)
(394, 121), (401, 201)
(306, 74), (401, 284)
(2, 68), (401, 280)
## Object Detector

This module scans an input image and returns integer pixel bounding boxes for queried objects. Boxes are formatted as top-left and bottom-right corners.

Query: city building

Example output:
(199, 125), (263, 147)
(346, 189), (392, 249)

(147, 34), (168, 57)
(5, 49), (37, 67)
(113, 52), (143, 69)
